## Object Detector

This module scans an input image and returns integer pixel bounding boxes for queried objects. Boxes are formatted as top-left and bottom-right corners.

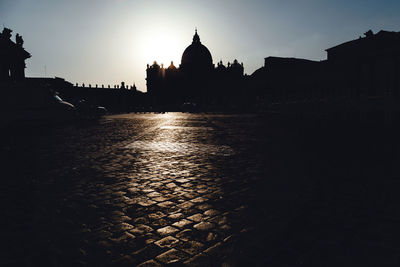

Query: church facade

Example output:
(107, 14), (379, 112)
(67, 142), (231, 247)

(146, 30), (246, 111)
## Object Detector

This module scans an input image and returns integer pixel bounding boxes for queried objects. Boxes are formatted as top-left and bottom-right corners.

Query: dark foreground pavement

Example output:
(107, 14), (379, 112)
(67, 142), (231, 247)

(1, 113), (400, 266)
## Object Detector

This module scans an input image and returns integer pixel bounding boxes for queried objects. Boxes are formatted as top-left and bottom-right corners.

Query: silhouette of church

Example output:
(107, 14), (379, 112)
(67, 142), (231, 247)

(4, 25), (399, 120)
(0, 28), (31, 81)
(146, 30), (245, 111)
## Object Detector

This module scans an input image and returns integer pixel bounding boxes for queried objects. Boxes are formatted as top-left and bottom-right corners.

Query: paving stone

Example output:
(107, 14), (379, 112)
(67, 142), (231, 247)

(134, 217), (150, 224)
(157, 201), (175, 208)
(183, 192), (198, 199)
(176, 229), (195, 242)
(151, 218), (172, 228)
(206, 232), (218, 242)
(114, 222), (134, 232)
(154, 236), (179, 248)
(166, 183), (177, 188)
(168, 213), (184, 220)
(148, 211), (166, 220)
(129, 224), (154, 235)
(110, 231), (136, 244)
(119, 215), (133, 222)
(155, 248), (188, 264)
(175, 178), (190, 184)
(176, 241), (205, 255)
(194, 222), (215, 231)
(172, 219), (193, 228)
(152, 196), (169, 202)
(149, 182), (163, 187)
(137, 259), (162, 267)
(204, 209), (220, 217)
(157, 226), (179, 236)
(209, 215), (228, 225)
(182, 183), (194, 189)
(177, 201), (195, 209)
(191, 197), (207, 203)
(147, 192), (161, 198)
(187, 214), (203, 222)
(196, 204), (213, 211)
(138, 200), (157, 207)
(181, 208), (199, 216)
(141, 189), (155, 193)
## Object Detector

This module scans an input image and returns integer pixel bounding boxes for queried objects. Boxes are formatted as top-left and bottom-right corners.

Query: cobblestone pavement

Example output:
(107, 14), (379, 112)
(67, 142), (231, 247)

(1, 113), (400, 266)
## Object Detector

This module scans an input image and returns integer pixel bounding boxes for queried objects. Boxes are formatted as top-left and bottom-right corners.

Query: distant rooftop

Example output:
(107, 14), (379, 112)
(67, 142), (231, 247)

(326, 30), (400, 52)
(264, 56), (319, 68)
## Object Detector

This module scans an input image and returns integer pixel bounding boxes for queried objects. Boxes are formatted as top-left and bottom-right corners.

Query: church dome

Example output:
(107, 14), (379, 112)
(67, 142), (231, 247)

(181, 30), (213, 70)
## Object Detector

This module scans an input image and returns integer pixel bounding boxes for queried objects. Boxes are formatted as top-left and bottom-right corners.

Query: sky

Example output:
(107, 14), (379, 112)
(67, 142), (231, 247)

(1, 0), (400, 92)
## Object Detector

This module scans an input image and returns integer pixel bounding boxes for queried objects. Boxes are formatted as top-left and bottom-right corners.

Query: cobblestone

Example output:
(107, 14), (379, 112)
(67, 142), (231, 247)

(157, 226), (179, 236)
(155, 248), (188, 264)
(2, 113), (400, 266)
(193, 222), (215, 231)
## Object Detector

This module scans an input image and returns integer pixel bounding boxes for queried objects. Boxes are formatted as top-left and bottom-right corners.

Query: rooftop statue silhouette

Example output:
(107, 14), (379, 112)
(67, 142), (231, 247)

(15, 33), (24, 47)
(0, 27), (30, 81)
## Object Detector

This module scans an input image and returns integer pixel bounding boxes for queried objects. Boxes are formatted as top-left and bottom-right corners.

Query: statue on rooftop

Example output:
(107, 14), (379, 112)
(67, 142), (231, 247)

(364, 30), (374, 38)
(16, 34), (24, 47)
(1, 28), (12, 39)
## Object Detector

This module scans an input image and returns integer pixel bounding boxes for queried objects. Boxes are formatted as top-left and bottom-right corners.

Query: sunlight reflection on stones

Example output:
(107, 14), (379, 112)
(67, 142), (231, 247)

(160, 126), (214, 130)
(124, 141), (234, 156)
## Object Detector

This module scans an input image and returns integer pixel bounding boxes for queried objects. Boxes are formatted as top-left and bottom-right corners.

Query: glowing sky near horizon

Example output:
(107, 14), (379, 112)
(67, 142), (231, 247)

(1, 0), (400, 91)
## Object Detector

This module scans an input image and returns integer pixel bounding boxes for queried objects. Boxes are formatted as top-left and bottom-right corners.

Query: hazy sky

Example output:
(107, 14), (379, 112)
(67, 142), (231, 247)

(1, 0), (400, 91)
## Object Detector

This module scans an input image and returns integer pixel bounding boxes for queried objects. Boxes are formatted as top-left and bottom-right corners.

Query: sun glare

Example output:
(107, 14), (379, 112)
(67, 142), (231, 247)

(140, 29), (183, 67)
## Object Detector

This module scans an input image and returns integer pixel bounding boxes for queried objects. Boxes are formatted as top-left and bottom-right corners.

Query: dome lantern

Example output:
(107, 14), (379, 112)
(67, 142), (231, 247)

(193, 28), (201, 44)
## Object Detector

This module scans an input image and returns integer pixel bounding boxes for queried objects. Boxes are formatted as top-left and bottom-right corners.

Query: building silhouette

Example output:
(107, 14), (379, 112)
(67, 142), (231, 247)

(326, 30), (400, 121)
(3, 25), (399, 120)
(146, 30), (245, 111)
(0, 27), (145, 114)
(250, 30), (400, 121)
(64, 82), (146, 113)
(0, 28), (31, 81)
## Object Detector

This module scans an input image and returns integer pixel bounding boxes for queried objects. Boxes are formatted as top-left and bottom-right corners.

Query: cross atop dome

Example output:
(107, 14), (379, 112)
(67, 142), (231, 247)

(192, 28), (201, 44)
